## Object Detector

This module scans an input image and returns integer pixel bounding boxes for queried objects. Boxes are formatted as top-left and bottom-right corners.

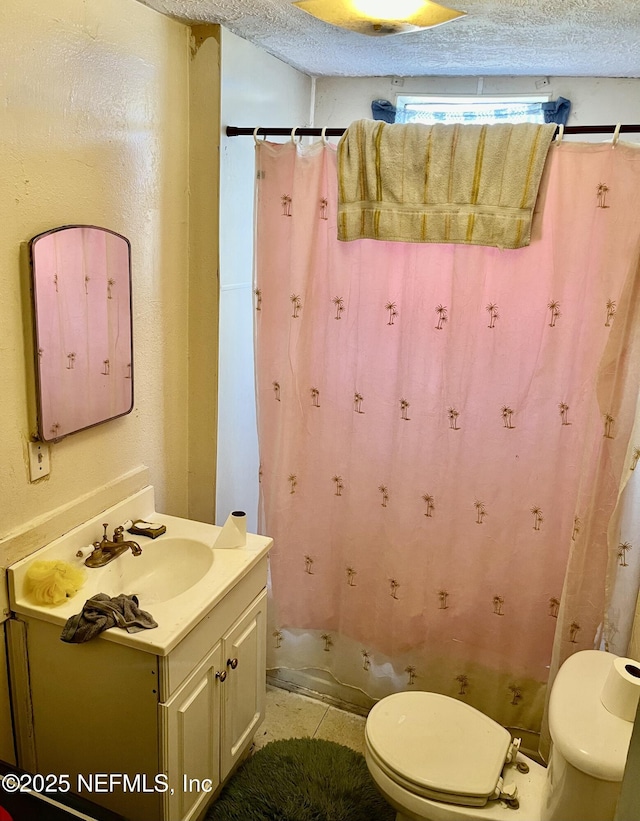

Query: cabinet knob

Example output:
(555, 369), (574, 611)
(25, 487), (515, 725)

(215, 670), (227, 682)
(227, 658), (239, 670)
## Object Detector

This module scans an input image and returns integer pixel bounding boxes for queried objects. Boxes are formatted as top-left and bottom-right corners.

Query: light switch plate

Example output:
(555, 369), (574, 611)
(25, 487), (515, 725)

(28, 440), (50, 481)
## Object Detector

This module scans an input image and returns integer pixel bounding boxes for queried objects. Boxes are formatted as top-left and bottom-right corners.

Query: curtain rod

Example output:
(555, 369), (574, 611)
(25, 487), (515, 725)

(226, 124), (640, 137)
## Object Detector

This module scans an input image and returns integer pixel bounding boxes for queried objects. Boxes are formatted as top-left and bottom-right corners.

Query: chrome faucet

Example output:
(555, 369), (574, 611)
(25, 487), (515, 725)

(84, 523), (142, 568)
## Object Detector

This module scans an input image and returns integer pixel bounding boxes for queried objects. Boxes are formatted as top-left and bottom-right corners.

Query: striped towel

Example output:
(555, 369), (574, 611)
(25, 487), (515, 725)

(337, 120), (556, 249)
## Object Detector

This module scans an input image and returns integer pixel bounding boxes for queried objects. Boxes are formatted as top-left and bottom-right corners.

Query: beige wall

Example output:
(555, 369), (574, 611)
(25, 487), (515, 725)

(188, 25), (221, 524)
(0, 0), (220, 763)
(0, 0), (197, 547)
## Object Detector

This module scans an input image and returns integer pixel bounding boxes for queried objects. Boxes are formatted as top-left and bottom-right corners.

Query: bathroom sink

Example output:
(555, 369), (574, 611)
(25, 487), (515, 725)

(103, 537), (214, 604)
(8, 487), (273, 655)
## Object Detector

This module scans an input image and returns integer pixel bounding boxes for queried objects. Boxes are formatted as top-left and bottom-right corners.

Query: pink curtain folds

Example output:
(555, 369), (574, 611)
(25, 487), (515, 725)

(254, 137), (640, 741)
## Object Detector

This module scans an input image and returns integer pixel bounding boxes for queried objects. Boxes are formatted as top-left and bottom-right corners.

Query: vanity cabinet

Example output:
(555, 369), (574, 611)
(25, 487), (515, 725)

(8, 557), (268, 821)
(160, 589), (266, 821)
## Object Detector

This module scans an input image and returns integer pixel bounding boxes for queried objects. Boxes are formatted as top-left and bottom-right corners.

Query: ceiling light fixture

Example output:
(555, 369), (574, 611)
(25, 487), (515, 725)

(292, 0), (466, 36)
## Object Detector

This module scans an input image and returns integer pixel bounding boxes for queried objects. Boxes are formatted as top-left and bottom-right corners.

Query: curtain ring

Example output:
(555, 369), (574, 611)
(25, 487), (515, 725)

(555, 124), (564, 143)
(321, 126), (328, 144)
(253, 126), (264, 146)
(291, 127), (300, 144)
(612, 123), (622, 147)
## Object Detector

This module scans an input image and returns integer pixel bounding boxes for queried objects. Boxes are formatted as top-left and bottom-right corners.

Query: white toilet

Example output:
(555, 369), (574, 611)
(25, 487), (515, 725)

(365, 650), (637, 821)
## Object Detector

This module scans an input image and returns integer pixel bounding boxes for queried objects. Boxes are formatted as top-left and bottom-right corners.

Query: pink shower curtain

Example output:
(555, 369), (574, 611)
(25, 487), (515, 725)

(254, 136), (640, 738)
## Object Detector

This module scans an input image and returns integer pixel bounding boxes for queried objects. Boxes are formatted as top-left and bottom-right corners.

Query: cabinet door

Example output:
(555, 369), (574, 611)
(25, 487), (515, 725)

(160, 640), (224, 821)
(220, 589), (267, 779)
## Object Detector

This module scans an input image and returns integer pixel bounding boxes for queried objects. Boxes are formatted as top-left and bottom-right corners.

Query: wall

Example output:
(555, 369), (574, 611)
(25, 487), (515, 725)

(0, 0), (220, 763)
(188, 26), (221, 524)
(314, 75), (640, 139)
(217, 29), (313, 532)
(0, 0), (192, 547)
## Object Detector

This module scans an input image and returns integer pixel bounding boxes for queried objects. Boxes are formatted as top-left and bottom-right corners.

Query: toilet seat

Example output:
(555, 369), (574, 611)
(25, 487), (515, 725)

(366, 692), (513, 807)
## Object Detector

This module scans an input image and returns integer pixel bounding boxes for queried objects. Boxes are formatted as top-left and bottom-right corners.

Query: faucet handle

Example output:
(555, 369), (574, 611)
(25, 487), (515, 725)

(113, 525), (125, 543)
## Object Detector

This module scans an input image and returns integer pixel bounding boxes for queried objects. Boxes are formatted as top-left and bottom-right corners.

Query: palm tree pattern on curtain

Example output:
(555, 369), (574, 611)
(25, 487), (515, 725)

(254, 138), (640, 733)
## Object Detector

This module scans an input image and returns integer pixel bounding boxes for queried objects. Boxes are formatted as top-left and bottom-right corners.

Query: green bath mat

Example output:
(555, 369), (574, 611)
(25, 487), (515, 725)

(206, 737), (394, 821)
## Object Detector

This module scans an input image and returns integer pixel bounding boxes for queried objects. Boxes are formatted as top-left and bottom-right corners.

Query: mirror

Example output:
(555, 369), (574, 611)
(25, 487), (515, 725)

(29, 225), (134, 442)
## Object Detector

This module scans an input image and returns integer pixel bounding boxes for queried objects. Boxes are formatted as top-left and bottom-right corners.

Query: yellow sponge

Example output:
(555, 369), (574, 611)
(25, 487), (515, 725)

(24, 560), (86, 606)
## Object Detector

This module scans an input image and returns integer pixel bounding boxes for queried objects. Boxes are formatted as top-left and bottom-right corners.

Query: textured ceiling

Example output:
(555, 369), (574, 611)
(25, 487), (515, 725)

(135, 0), (640, 78)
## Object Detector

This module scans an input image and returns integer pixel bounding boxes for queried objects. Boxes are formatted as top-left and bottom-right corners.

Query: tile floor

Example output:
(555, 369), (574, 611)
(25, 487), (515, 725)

(254, 687), (545, 764)
(253, 686), (367, 756)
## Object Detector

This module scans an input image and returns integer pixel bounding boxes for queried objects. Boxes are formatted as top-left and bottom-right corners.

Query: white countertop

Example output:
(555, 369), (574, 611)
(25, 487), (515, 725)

(7, 488), (272, 656)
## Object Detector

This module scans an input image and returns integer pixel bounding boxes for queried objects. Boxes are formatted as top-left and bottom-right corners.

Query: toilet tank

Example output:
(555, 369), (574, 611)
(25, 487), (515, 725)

(540, 650), (634, 821)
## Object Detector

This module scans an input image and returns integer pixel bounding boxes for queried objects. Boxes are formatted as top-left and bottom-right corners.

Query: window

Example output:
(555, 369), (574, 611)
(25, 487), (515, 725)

(395, 95), (550, 126)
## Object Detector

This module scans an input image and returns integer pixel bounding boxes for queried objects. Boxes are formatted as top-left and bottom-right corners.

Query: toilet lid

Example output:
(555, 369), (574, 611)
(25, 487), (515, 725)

(366, 692), (512, 805)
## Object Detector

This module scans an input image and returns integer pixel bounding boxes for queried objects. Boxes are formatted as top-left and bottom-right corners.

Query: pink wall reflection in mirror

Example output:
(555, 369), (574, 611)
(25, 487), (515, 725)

(30, 225), (134, 442)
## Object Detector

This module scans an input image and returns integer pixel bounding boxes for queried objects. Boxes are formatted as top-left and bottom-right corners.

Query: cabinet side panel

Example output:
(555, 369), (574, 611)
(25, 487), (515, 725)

(0, 623), (15, 764)
(25, 618), (161, 821)
(6, 619), (34, 770)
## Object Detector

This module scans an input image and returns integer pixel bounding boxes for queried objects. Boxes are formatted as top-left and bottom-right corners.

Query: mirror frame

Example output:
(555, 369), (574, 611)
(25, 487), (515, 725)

(29, 224), (134, 442)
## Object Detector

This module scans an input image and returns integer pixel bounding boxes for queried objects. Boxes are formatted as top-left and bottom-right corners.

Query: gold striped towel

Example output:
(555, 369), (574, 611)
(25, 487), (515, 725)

(337, 120), (556, 249)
